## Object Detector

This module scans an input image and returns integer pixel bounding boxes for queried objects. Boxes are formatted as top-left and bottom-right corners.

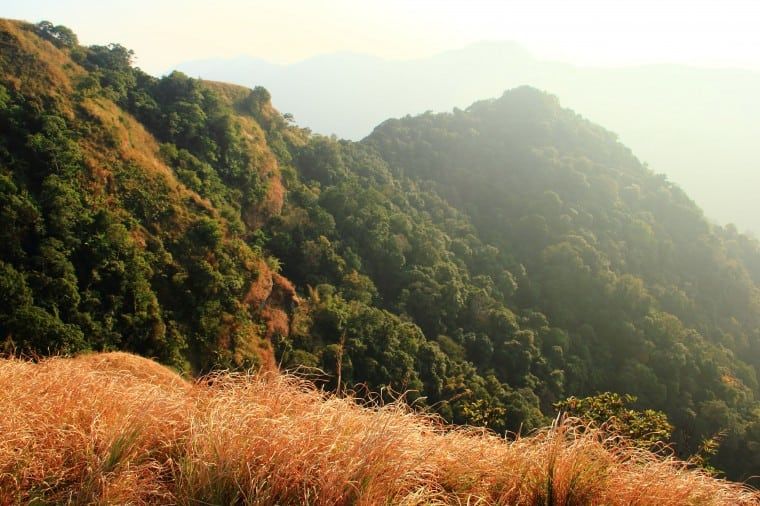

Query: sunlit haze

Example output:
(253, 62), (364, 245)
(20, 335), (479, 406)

(4, 0), (760, 74)
(6, 1), (760, 491)
(6, 0), (760, 233)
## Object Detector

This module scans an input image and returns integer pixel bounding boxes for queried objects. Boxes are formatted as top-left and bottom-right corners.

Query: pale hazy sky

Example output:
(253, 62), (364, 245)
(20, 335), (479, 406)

(3, 0), (760, 74)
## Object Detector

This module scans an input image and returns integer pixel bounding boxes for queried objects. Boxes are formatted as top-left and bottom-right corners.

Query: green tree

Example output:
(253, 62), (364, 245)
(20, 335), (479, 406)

(555, 392), (673, 450)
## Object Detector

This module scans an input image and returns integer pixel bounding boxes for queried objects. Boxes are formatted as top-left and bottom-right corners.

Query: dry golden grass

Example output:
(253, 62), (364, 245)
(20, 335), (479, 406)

(0, 19), (80, 101)
(1, 352), (757, 505)
(79, 98), (181, 186)
(77, 97), (218, 219)
(201, 80), (254, 106)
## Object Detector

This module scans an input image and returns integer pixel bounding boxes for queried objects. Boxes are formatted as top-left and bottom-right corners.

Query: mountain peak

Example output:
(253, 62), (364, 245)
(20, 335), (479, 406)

(4, 18), (760, 487)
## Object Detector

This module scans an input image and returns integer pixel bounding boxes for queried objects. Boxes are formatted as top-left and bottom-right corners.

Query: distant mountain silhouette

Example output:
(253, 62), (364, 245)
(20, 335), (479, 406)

(175, 42), (760, 234)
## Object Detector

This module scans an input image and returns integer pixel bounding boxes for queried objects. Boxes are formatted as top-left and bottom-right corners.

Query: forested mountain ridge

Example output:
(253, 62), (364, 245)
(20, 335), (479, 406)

(176, 44), (760, 236)
(1, 18), (760, 482)
(364, 91), (760, 475)
(0, 18), (295, 372)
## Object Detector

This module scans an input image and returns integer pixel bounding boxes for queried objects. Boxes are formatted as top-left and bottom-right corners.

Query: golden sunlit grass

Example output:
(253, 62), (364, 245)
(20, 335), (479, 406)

(1, 352), (757, 505)
(0, 20), (80, 101)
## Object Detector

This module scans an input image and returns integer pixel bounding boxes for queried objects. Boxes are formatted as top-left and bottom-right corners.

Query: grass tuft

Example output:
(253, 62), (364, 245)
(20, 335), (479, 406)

(1, 352), (757, 505)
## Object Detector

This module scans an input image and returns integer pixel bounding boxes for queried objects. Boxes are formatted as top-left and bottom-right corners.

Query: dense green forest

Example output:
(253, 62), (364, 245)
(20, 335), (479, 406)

(1, 19), (759, 481)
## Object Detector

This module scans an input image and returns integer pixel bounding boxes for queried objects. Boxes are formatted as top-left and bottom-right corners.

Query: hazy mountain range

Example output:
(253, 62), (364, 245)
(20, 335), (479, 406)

(175, 42), (760, 235)
(7, 18), (760, 483)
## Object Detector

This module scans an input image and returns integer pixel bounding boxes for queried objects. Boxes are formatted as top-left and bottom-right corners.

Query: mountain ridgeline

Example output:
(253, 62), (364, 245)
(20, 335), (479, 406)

(177, 45), (760, 236)
(1, 20), (760, 481)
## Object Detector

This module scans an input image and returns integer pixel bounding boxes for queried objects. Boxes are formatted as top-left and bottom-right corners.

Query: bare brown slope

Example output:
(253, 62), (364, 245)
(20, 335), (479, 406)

(1, 352), (758, 505)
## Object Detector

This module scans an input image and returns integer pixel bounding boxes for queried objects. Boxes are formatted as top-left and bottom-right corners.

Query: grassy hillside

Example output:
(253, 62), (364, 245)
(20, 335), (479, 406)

(2, 352), (758, 505)
(3, 17), (760, 485)
(0, 18), (294, 372)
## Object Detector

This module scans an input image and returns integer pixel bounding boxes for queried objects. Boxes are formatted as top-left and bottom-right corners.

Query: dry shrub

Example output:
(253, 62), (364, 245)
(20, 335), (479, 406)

(1, 353), (757, 505)
(260, 306), (290, 340)
(226, 321), (277, 372)
(262, 173), (285, 217)
(271, 272), (298, 306)
(244, 259), (274, 308)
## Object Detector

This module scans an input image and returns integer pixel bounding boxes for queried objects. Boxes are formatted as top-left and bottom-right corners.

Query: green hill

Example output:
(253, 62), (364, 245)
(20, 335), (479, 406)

(1, 19), (760, 482)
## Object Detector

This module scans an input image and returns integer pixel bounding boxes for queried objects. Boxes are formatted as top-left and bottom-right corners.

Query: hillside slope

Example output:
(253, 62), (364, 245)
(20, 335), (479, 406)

(176, 44), (760, 235)
(2, 352), (758, 505)
(0, 19), (294, 372)
(363, 90), (760, 477)
(2, 19), (760, 482)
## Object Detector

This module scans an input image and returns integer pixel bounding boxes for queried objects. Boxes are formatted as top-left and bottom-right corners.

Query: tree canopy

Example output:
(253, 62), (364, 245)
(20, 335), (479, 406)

(2, 19), (760, 482)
